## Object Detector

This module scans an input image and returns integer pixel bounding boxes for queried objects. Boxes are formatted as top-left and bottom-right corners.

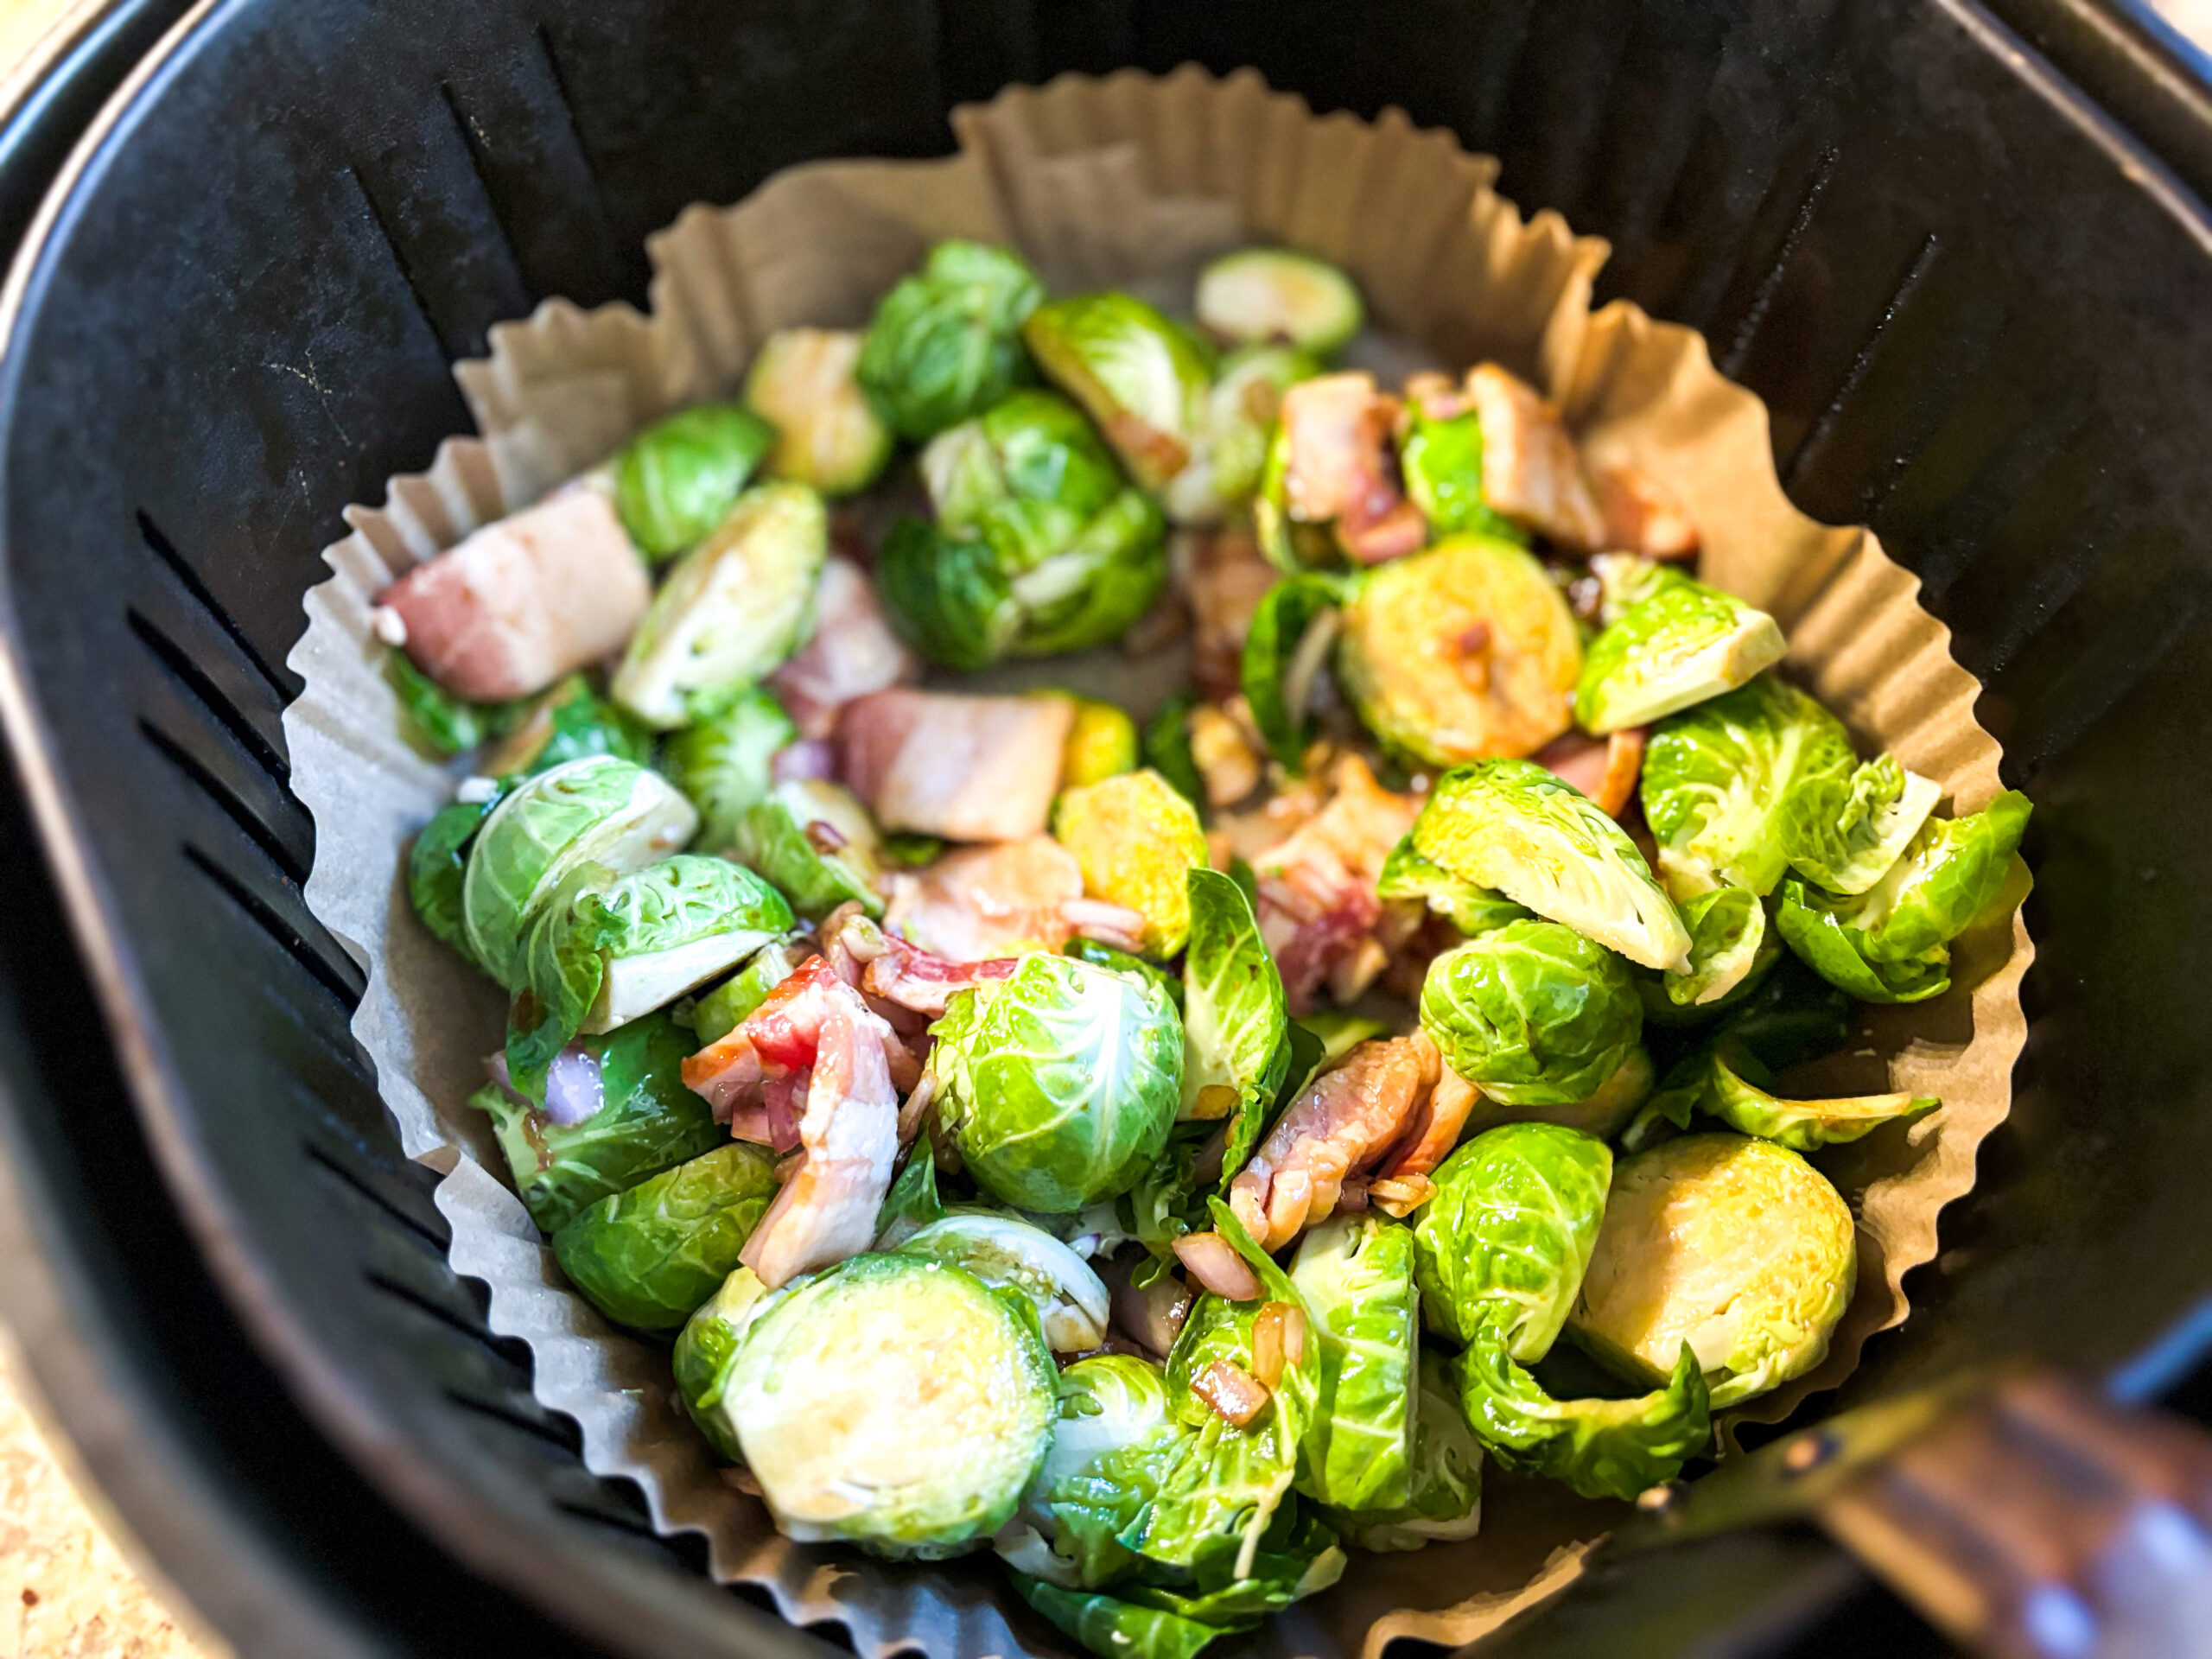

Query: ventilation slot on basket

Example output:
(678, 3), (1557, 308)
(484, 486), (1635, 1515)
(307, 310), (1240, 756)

(305, 1140), (452, 1250)
(182, 843), (365, 1011)
(141, 720), (311, 886)
(444, 1388), (585, 1453)
(129, 609), (290, 786)
(1716, 143), (1839, 378)
(1784, 232), (1942, 488)
(366, 1271), (531, 1366)
(135, 510), (301, 702)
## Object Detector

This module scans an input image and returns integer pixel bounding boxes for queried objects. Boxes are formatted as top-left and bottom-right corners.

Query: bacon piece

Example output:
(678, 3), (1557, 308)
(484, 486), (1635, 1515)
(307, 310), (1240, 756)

(1377, 1067), (1481, 1186)
(1250, 753), (1421, 1014)
(1227, 1033), (1441, 1251)
(882, 836), (1083, 959)
(377, 482), (651, 702)
(729, 1071), (807, 1155)
(838, 689), (1072, 842)
(1184, 525), (1279, 700)
(1279, 372), (1426, 566)
(768, 556), (920, 740)
(862, 935), (1019, 1018)
(682, 956), (917, 1116)
(1533, 727), (1646, 819)
(1466, 364), (1607, 552)
(1592, 464), (1699, 559)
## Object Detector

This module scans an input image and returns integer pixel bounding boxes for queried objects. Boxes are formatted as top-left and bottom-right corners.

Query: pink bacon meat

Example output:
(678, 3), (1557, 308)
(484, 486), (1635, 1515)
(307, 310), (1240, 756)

(768, 556), (919, 740)
(1279, 372), (1426, 565)
(837, 689), (1072, 842)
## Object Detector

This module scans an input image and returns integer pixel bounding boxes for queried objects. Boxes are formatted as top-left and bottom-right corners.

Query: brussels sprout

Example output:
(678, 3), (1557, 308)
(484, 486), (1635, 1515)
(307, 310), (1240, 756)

(734, 778), (885, 920)
(933, 954), (1183, 1213)
(410, 794), (499, 963)
(388, 649), (505, 756)
(1772, 881), (1949, 1003)
(550, 1142), (780, 1329)
(1338, 537), (1584, 768)
(1240, 573), (1344, 771)
(857, 239), (1046, 441)
(1329, 1353), (1483, 1551)
(672, 1267), (782, 1462)
(1586, 552), (1684, 627)
(1575, 574), (1787, 734)
(470, 1012), (722, 1233)
(996, 1352), (1184, 1588)
(722, 1252), (1058, 1557)
(1646, 1043), (1936, 1154)
(1194, 249), (1363, 358)
(1662, 887), (1770, 1009)
(1419, 923), (1643, 1108)
(1005, 489), (1169, 658)
(1780, 753), (1942, 896)
(1061, 697), (1140, 787)
(1065, 938), (1184, 1012)
(896, 1212), (1111, 1352)
(1143, 694), (1206, 804)
(663, 687), (798, 855)
(1376, 835), (1530, 938)
(741, 327), (893, 497)
(1399, 400), (1529, 545)
(612, 481), (828, 728)
(478, 675), (657, 779)
(1052, 771), (1210, 957)
(1707, 958), (1856, 1074)
(924, 389), (1126, 570)
(1023, 293), (1213, 491)
(1013, 1577), (1230, 1659)
(1179, 869), (1289, 1162)
(1639, 677), (1856, 902)
(1414, 1124), (1611, 1357)
(875, 517), (1023, 670)
(1165, 345), (1322, 526)
(1462, 1046), (1656, 1144)
(1289, 1215), (1417, 1513)
(689, 938), (807, 1044)
(1567, 1134), (1856, 1408)
(461, 757), (698, 992)
(612, 401), (776, 563)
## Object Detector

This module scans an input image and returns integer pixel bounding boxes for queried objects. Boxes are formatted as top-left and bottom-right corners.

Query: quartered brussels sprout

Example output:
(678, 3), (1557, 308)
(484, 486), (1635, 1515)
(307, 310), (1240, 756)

(470, 1011), (722, 1234)
(1640, 677), (1856, 902)
(996, 1353), (1183, 1587)
(721, 1253), (1058, 1558)
(857, 239), (1046, 442)
(689, 938), (806, 1044)
(1414, 759), (1691, 972)
(551, 1141), (780, 1330)
(1338, 537), (1584, 768)
(1399, 395), (1528, 545)
(1240, 572), (1344, 771)
(896, 1212), (1111, 1352)
(1780, 753), (1942, 896)
(742, 327), (894, 497)
(734, 778), (886, 920)
(410, 793), (500, 963)
(612, 480), (828, 728)
(612, 401), (777, 563)
(661, 685), (798, 855)
(1290, 1214), (1418, 1514)
(1059, 696), (1140, 787)
(1575, 573), (1786, 734)
(1329, 1352), (1483, 1551)
(672, 1267), (781, 1463)
(932, 954), (1183, 1213)
(1023, 293), (1213, 491)
(1419, 923), (1643, 1108)
(1165, 345), (1321, 526)
(1568, 1134), (1856, 1408)
(1645, 1044), (1936, 1153)
(461, 757), (698, 992)
(1052, 770), (1210, 957)
(1194, 248), (1363, 358)
(1376, 836), (1530, 938)
(478, 674), (655, 779)
(1662, 887), (1771, 1009)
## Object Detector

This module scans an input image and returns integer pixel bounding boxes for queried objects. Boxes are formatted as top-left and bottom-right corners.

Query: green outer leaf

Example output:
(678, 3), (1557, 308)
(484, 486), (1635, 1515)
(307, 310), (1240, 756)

(408, 796), (498, 963)
(924, 389), (1126, 572)
(1774, 878), (1951, 1004)
(873, 1149), (946, 1250)
(1007, 490), (1170, 658)
(671, 1268), (782, 1464)
(1835, 791), (2032, 963)
(1399, 409), (1528, 543)
(550, 1142), (779, 1329)
(1663, 887), (1769, 1008)
(1656, 1045), (1937, 1153)
(1066, 938), (1185, 1013)
(1289, 1215), (1417, 1513)
(1022, 293), (1212, 492)
(387, 649), (504, 755)
(663, 687), (797, 854)
(1013, 1577), (1232, 1659)
(1574, 575), (1786, 734)
(613, 402), (776, 562)
(1779, 753), (1942, 896)
(1326, 1351), (1483, 1550)
(1456, 1324), (1710, 1501)
(857, 240), (1045, 442)
(1181, 869), (1290, 1175)
(875, 514), (1023, 670)
(1144, 695), (1206, 805)
(1418, 921), (1643, 1107)
(1240, 575), (1344, 770)
(1376, 835), (1530, 937)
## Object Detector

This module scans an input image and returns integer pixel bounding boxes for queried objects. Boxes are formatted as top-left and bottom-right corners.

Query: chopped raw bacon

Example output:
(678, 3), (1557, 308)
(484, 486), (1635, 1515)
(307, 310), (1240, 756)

(863, 934), (1019, 1018)
(1376, 1065), (1482, 1185)
(1592, 463), (1699, 559)
(729, 1071), (807, 1155)
(1279, 372), (1427, 565)
(1533, 727), (1645, 818)
(682, 956), (917, 1117)
(1183, 525), (1279, 700)
(1466, 364), (1607, 552)
(768, 556), (919, 740)
(1249, 753), (1421, 1014)
(838, 689), (1072, 842)
(882, 836), (1083, 960)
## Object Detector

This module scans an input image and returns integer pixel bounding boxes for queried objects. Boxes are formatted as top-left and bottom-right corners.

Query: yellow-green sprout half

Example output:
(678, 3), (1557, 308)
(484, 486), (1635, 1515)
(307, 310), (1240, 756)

(742, 327), (894, 497)
(1052, 769), (1210, 958)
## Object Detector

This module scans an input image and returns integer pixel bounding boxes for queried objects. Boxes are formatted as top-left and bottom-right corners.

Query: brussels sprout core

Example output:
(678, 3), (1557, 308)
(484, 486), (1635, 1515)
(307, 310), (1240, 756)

(743, 327), (894, 497)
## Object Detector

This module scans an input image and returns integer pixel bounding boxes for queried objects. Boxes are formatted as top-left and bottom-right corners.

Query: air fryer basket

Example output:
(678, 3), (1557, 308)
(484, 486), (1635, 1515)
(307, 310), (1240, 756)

(3, 1), (2211, 1655)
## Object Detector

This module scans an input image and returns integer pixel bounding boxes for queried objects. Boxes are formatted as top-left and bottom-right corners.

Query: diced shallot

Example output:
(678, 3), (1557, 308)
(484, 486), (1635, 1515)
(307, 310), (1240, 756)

(1193, 1359), (1270, 1427)
(1174, 1231), (1262, 1301)
(1109, 1268), (1193, 1357)
(541, 1046), (607, 1127)
(1249, 1301), (1307, 1389)
(771, 740), (836, 783)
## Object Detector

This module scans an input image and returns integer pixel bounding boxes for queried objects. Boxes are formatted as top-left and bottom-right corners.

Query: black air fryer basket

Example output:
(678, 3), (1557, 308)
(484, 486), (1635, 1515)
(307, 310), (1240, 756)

(5, 1), (2212, 1655)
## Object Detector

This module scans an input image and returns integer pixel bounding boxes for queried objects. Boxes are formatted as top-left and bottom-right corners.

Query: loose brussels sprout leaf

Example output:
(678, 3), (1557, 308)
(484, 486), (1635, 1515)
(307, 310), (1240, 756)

(725, 1252), (1058, 1557)
(1459, 1046), (1655, 1146)
(1773, 880), (1950, 1003)
(1399, 406), (1528, 544)
(1194, 248), (1363, 358)
(1002, 1354), (1186, 1589)
(613, 403), (775, 563)
(469, 1012), (723, 1234)
(1418, 921), (1643, 1107)
(1567, 1134), (1857, 1408)
(461, 757), (698, 993)
(550, 1141), (780, 1330)
(1780, 753), (1942, 896)
(875, 515), (1023, 671)
(1023, 293), (1213, 491)
(872, 1147), (945, 1251)
(1376, 835), (1530, 938)
(613, 480), (828, 728)
(1122, 1507), (1344, 1624)
(1252, 423), (1338, 575)
(1640, 676), (1855, 901)
(897, 1212), (1111, 1352)
(1144, 694), (1207, 805)
(1012, 1576), (1231, 1659)
(1575, 575), (1787, 734)
(857, 239), (1046, 442)
(1164, 345), (1321, 525)
(479, 675), (657, 779)
(1457, 1322), (1711, 1501)
(1663, 887), (1770, 1008)
(672, 1267), (781, 1463)
(1650, 1044), (1936, 1153)
(934, 954), (1183, 1213)
(1180, 869), (1290, 1169)
(734, 778), (886, 920)
(409, 795), (499, 963)
(1329, 1352), (1483, 1550)
(388, 648), (505, 755)
(742, 327), (893, 497)
(1065, 938), (1185, 1013)
(1240, 573), (1344, 771)
(662, 685), (798, 854)
(1413, 1122), (1612, 1357)
(923, 389), (1126, 573)
(1062, 697), (1140, 788)
(1053, 771), (1210, 957)
(1338, 537), (1584, 768)
(1290, 1215), (1417, 1513)
(1813, 791), (2031, 963)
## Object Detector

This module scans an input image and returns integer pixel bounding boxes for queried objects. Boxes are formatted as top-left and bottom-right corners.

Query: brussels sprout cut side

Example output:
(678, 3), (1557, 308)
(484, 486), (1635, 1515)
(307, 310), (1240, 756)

(612, 401), (776, 563)
(1575, 574), (1786, 734)
(897, 1212), (1112, 1352)
(1053, 771), (1209, 958)
(1023, 292), (1213, 492)
(742, 327), (893, 496)
(1194, 248), (1363, 358)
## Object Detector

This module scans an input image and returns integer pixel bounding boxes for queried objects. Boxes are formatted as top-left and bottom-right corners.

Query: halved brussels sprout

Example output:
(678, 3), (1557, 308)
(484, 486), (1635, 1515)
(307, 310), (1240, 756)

(932, 954), (1183, 1213)
(1414, 759), (1691, 972)
(924, 389), (1125, 569)
(1194, 249), (1363, 358)
(742, 327), (893, 497)
(1567, 1133), (1856, 1408)
(896, 1212), (1111, 1352)
(612, 401), (777, 563)
(479, 674), (655, 779)
(1052, 770), (1210, 957)
(661, 686), (798, 855)
(1780, 753), (1942, 896)
(997, 1352), (1183, 1588)
(1329, 1352), (1483, 1550)
(1376, 836), (1530, 938)
(734, 778), (886, 920)
(1061, 697), (1140, 787)
(1640, 677), (1856, 902)
(1023, 293), (1213, 491)
(1662, 887), (1770, 1008)
(461, 757), (698, 992)
(1459, 1046), (1655, 1143)
(722, 1252), (1058, 1557)
(1338, 537), (1584, 767)
(1647, 1044), (1936, 1153)
(612, 480), (828, 728)
(689, 938), (807, 1044)
(1290, 1214), (1418, 1513)
(551, 1141), (780, 1330)
(1240, 573), (1344, 771)
(410, 793), (499, 964)
(1419, 923), (1643, 1108)
(1164, 345), (1322, 526)
(672, 1267), (781, 1463)
(1575, 574), (1786, 734)
(857, 239), (1046, 442)
(1399, 396), (1529, 545)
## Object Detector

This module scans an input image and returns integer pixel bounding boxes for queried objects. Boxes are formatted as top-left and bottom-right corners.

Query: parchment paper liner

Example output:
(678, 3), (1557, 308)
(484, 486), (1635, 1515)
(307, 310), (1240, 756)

(281, 66), (2033, 1659)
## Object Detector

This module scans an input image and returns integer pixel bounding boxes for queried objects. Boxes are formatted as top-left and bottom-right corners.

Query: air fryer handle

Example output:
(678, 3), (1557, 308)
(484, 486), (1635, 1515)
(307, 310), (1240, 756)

(1815, 1373), (2212, 1659)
